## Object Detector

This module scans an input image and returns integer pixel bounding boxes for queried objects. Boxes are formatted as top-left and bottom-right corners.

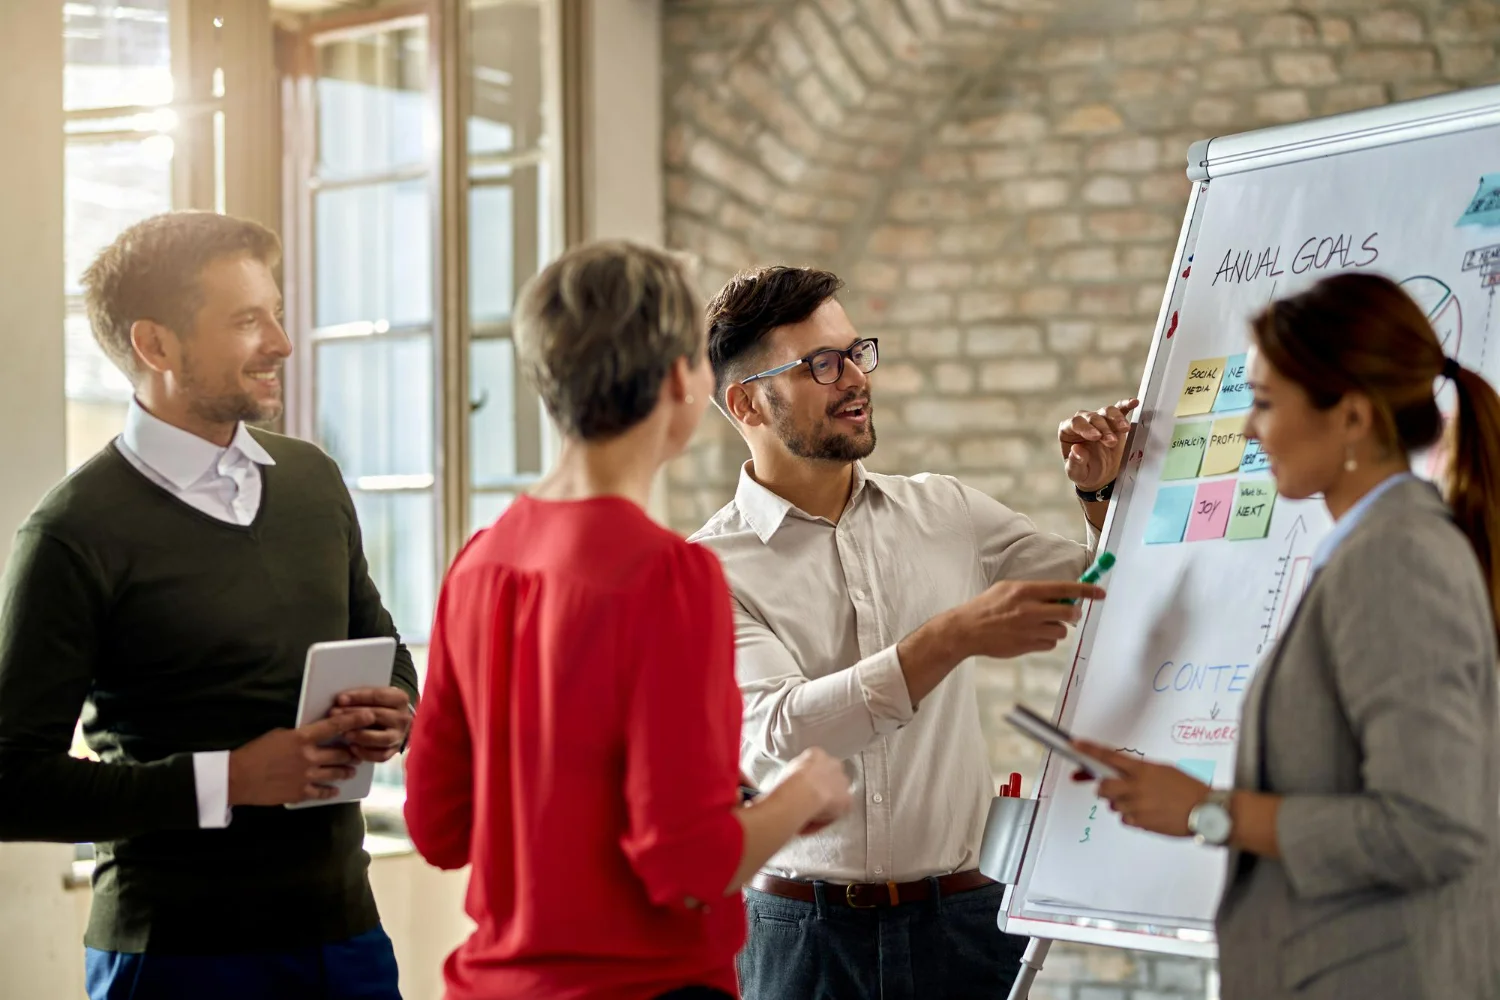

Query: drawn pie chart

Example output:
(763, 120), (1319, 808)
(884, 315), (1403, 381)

(1399, 275), (1463, 355)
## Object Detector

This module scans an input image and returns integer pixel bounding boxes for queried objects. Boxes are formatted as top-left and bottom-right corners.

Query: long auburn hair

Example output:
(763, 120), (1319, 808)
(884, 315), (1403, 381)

(1251, 272), (1500, 633)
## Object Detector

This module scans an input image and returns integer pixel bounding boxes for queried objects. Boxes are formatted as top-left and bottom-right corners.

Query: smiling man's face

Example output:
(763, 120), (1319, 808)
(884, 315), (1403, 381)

(751, 299), (876, 464)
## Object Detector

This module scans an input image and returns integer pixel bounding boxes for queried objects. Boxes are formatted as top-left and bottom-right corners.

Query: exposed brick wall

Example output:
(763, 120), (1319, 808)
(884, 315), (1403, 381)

(661, 2), (1499, 995)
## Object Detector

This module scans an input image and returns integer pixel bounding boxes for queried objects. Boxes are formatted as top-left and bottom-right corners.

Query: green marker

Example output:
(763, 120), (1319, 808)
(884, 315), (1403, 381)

(1062, 550), (1115, 605)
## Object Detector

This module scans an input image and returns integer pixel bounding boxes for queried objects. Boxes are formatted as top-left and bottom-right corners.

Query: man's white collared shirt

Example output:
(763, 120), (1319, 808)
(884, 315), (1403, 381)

(691, 462), (1092, 883)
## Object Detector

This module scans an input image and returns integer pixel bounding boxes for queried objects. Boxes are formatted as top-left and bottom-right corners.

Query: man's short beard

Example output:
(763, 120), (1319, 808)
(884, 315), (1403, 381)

(764, 384), (875, 463)
(181, 350), (279, 425)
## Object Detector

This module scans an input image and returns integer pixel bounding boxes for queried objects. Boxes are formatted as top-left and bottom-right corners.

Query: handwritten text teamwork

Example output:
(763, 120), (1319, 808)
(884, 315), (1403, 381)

(1212, 232), (1380, 286)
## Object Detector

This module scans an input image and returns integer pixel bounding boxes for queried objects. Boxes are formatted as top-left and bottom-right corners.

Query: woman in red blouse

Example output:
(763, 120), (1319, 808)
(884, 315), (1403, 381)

(404, 241), (852, 1000)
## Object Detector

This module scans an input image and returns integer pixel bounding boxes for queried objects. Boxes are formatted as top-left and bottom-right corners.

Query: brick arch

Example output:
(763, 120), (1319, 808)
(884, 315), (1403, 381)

(663, 1), (1060, 287)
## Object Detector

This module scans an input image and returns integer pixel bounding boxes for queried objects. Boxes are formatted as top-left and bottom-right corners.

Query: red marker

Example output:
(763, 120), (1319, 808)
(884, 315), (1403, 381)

(1007, 772), (1022, 799)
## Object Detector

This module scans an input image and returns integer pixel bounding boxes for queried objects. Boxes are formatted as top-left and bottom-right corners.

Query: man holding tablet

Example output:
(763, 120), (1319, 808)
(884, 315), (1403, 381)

(692, 265), (1127, 1000)
(0, 212), (417, 1000)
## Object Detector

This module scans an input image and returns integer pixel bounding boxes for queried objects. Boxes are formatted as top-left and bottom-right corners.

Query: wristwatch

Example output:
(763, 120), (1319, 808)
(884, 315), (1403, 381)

(1187, 789), (1234, 847)
(1075, 480), (1115, 503)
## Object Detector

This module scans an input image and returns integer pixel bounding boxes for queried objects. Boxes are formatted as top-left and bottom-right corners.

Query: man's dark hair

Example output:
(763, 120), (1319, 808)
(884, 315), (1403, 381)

(705, 266), (845, 406)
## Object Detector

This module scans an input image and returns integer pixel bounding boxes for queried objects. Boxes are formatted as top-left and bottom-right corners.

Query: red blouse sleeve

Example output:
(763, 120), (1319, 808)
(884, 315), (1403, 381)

(403, 575), (476, 870)
(618, 541), (745, 909)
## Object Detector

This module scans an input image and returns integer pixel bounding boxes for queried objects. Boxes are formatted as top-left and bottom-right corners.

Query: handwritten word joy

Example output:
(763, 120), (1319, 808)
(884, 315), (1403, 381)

(1212, 232), (1380, 286)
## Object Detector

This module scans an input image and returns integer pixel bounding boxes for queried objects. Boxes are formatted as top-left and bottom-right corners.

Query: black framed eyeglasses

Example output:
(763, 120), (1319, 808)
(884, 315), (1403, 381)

(740, 338), (879, 387)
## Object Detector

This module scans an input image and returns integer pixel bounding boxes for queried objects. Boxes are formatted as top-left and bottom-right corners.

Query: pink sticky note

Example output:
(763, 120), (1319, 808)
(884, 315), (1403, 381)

(1185, 479), (1237, 542)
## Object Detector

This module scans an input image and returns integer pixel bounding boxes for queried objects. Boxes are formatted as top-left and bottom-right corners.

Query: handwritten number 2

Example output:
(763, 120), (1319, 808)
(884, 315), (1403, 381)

(1088, 805), (1098, 820)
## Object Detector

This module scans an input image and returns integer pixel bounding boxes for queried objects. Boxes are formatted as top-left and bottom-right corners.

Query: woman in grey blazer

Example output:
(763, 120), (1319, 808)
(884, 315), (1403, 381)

(1081, 273), (1500, 999)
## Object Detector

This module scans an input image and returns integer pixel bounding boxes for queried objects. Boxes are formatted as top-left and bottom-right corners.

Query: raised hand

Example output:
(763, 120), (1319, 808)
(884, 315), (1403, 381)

(1059, 398), (1140, 491)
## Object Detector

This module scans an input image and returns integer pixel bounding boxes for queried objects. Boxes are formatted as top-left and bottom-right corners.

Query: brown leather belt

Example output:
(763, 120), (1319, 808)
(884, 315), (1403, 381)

(748, 870), (995, 909)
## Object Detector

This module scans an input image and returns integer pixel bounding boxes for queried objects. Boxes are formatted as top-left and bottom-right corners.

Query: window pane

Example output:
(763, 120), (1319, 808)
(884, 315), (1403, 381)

(66, 309), (133, 470)
(315, 181), (431, 329)
(350, 490), (435, 643)
(63, 0), (172, 111)
(65, 137), (173, 292)
(316, 337), (433, 480)
(469, 338), (517, 486)
(315, 25), (428, 179)
(469, 1), (543, 156)
(469, 162), (550, 325)
(469, 491), (515, 535)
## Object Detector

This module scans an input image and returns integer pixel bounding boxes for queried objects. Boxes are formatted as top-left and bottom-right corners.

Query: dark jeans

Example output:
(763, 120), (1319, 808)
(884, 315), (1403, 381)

(737, 880), (1026, 1000)
(85, 925), (401, 1000)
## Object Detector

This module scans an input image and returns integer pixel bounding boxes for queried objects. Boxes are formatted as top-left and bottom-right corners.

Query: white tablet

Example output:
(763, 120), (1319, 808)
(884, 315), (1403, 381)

(1003, 702), (1121, 780)
(285, 636), (398, 810)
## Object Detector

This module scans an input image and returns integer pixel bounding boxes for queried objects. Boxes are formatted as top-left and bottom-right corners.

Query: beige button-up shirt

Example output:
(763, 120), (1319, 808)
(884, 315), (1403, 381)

(691, 462), (1092, 883)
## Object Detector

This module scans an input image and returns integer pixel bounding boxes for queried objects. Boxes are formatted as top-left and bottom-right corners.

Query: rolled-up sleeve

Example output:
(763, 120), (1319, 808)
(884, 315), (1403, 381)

(619, 545), (744, 909)
(1277, 535), (1492, 901)
(737, 596), (915, 764)
(962, 481), (1090, 586)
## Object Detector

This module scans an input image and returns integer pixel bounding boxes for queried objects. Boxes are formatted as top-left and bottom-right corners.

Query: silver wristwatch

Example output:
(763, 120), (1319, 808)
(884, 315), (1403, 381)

(1187, 789), (1234, 846)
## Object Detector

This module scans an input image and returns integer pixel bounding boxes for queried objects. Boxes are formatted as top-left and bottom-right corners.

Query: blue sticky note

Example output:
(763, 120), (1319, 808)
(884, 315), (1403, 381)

(1177, 758), (1217, 784)
(1146, 484), (1196, 545)
(1458, 173), (1500, 229)
(1240, 439), (1269, 474)
(1213, 353), (1251, 412)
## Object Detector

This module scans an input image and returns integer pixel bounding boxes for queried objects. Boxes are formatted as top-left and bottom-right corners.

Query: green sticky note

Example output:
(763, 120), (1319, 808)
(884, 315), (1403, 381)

(1227, 479), (1277, 540)
(1163, 421), (1211, 481)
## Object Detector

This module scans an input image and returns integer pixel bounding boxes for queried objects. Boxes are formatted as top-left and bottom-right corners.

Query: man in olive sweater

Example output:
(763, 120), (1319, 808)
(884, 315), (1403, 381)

(0, 212), (418, 999)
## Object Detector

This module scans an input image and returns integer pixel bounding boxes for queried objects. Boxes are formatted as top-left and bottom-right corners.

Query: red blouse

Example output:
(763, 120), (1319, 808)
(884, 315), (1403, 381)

(405, 496), (745, 1000)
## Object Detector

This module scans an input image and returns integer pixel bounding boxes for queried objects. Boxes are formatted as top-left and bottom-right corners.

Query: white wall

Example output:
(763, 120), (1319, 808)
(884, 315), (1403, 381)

(0, 0), (76, 995)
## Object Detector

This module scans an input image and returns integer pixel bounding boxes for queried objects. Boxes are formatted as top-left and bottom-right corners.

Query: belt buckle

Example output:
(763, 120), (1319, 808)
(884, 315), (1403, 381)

(845, 883), (877, 909)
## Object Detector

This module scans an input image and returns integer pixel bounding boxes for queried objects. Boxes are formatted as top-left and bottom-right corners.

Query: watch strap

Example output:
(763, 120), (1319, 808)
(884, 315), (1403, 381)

(1075, 479), (1115, 503)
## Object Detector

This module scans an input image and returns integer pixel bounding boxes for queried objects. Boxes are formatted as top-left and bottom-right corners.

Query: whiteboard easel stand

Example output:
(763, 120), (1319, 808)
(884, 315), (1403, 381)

(1006, 938), (1052, 1000)
(975, 793), (1054, 1000)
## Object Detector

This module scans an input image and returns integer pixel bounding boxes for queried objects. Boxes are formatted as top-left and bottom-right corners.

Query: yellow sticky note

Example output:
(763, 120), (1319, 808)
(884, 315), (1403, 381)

(1201, 415), (1249, 476)
(1177, 357), (1227, 416)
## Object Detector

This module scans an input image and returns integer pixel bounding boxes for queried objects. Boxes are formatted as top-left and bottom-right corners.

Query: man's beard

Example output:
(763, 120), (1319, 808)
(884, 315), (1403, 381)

(181, 352), (280, 425)
(765, 385), (876, 463)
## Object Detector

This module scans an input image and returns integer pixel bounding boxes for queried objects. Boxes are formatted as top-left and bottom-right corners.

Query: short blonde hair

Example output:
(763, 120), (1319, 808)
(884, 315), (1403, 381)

(515, 240), (702, 440)
(81, 211), (282, 380)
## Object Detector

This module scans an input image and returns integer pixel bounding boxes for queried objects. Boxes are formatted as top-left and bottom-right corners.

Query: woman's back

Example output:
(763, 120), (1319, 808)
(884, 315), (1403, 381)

(406, 496), (746, 1000)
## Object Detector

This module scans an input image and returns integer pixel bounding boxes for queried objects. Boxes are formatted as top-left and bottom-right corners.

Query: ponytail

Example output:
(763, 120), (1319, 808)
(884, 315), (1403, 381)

(1445, 364), (1500, 635)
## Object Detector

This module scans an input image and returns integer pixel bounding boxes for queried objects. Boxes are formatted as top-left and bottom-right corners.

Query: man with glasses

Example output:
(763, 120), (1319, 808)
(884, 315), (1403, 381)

(691, 266), (1135, 999)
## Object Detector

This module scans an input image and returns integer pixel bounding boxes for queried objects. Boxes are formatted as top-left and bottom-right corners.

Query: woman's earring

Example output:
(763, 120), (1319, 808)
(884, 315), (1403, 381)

(684, 394), (695, 406)
(1344, 446), (1358, 473)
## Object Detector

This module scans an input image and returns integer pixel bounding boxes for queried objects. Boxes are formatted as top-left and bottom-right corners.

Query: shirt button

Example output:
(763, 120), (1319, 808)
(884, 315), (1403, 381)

(851, 588), (865, 600)
(872, 793), (883, 803)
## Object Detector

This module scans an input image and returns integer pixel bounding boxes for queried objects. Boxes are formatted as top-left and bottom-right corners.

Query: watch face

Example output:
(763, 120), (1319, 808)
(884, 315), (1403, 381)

(1192, 802), (1232, 845)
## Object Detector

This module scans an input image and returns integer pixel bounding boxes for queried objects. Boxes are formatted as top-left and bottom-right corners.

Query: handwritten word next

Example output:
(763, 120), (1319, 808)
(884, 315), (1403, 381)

(1212, 232), (1380, 286)
(1153, 660), (1251, 694)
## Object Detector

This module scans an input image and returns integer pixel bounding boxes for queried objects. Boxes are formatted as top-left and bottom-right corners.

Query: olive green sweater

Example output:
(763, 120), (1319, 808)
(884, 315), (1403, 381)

(0, 429), (418, 953)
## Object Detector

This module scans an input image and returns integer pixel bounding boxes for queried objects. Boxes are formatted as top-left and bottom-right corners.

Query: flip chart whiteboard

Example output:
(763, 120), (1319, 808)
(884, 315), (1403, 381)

(1003, 84), (1500, 958)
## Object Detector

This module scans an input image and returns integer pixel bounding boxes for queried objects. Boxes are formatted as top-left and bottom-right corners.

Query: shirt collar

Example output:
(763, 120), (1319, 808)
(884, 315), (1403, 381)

(734, 460), (879, 544)
(122, 398), (275, 490)
(1311, 471), (1413, 571)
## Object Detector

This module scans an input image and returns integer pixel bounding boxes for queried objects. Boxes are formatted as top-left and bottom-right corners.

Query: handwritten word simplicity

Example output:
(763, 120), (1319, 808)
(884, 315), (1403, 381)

(1212, 232), (1380, 286)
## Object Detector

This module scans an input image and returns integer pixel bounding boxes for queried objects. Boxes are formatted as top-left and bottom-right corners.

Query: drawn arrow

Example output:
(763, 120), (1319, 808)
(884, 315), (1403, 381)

(1210, 702), (1221, 720)
(1284, 514), (1307, 542)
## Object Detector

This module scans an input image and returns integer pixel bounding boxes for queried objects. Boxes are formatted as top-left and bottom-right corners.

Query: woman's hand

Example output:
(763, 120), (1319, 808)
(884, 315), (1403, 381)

(1072, 740), (1211, 838)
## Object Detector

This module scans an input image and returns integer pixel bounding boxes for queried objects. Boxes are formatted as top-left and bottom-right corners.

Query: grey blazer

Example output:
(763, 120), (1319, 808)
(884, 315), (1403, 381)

(1216, 478), (1500, 1000)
